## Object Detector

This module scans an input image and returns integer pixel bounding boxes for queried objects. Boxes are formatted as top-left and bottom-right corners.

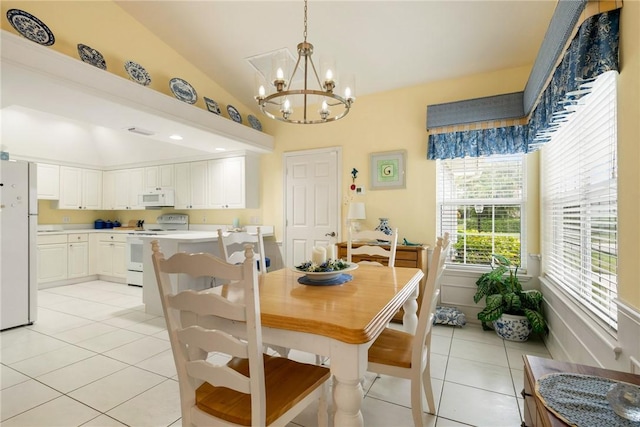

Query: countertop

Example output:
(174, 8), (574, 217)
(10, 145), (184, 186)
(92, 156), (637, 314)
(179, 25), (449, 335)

(37, 225), (274, 237)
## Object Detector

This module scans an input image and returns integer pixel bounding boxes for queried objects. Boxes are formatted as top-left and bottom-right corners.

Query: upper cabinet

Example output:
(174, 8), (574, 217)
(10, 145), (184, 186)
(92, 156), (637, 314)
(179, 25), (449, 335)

(145, 165), (174, 190)
(208, 156), (259, 209)
(174, 162), (208, 209)
(56, 166), (102, 210)
(37, 163), (60, 200)
(103, 168), (145, 210)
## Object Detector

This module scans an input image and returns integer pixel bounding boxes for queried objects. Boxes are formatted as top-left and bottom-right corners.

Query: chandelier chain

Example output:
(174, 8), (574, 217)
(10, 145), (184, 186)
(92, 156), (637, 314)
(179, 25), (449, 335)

(303, 0), (308, 42)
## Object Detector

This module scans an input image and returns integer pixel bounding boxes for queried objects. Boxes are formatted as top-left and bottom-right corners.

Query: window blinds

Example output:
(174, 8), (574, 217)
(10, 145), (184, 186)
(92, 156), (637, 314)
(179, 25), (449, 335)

(541, 70), (618, 329)
(437, 154), (525, 267)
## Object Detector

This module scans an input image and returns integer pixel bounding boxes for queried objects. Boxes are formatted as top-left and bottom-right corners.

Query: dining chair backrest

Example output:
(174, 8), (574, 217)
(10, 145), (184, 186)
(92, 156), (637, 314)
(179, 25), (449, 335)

(217, 227), (268, 274)
(413, 236), (446, 367)
(151, 240), (330, 426)
(347, 227), (399, 267)
(367, 234), (447, 426)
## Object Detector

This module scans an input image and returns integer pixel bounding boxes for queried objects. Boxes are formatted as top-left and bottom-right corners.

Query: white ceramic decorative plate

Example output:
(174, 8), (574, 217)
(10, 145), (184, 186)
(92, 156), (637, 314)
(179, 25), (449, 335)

(293, 262), (358, 282)
(77, 44), (107, 70)
(247, 114), (262, 131)
(124, 61), (151, 86)
(169, 77), (197, 104)
(204, 97), (221, 115)
(6, 9), (55, 46)
(226, 105), (242, 123)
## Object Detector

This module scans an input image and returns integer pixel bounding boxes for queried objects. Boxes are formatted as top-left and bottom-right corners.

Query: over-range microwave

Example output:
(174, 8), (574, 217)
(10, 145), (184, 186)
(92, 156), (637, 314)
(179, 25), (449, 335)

(138, 189), (175, 207)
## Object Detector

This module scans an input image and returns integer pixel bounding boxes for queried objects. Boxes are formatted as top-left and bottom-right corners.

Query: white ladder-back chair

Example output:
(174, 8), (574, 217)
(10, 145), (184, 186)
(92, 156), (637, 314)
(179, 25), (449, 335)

(217, 227), (268, 274)
(151, 241), (329, 427)
(347, 227), (399, 267)
(367, 235), (447, 426)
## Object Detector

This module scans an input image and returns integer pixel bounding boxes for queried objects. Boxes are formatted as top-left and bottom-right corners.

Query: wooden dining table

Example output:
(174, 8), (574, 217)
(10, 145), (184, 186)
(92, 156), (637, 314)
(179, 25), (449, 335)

(203, 264), (424, 427)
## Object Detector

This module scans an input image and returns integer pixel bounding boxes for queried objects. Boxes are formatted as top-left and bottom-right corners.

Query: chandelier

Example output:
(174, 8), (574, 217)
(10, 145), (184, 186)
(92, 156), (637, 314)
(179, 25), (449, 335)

(254, 0), (355, 124)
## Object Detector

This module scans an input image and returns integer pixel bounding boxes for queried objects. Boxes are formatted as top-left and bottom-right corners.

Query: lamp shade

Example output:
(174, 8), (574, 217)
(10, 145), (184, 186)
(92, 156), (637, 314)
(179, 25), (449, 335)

(347, 202), (366, 220)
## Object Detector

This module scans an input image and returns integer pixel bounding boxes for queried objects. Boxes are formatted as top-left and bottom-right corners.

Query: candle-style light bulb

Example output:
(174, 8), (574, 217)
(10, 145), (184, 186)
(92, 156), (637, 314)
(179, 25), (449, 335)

(321, 100), (328, 112)
(325, 69), (333, 80)
(258, 85), (266, 98)
(345, 87), (352, 100)
(284, 98), (291, 112)
(276, 68), (284, 79)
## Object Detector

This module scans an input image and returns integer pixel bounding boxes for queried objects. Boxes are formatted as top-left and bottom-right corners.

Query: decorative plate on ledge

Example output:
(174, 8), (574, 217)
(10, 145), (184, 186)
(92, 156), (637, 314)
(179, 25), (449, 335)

(169, 77), (197, 104)
(247, 114), (262, 131)
(6, 9), (55, 46)
(226, 105), (242, 123)
(124, 61), (151, 86)
(77, 44), (107, 70)
(204, 97), (221, 115)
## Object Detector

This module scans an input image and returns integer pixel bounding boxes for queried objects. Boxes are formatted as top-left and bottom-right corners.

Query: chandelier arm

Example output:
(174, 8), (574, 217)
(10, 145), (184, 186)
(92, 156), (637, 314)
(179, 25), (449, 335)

(307, 57), (324, 91)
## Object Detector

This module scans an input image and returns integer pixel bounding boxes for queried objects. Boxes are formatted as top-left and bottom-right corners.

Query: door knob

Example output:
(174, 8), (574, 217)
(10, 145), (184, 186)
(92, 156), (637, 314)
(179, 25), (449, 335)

(325, 232), (336, 237)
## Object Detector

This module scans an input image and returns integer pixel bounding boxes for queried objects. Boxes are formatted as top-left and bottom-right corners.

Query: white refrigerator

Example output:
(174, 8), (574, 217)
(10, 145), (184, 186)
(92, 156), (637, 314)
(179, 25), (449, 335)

(1, 160), (38, 330)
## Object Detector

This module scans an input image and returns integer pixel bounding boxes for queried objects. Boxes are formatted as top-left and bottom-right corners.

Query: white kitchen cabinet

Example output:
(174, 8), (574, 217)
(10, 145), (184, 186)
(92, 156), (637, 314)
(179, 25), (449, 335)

(96, 234), (127, 279)
(174, 161), (208, 209)
(102, 171), (116, 210)
(37, 234), (68, 284)
(37, 163), (60, 199)
(57, 166), (102, 210)
(67, 233), (89, 279)
(112, 168), (145, 210)
(145, 165), (174, 190)
(208, 156), (259, 209)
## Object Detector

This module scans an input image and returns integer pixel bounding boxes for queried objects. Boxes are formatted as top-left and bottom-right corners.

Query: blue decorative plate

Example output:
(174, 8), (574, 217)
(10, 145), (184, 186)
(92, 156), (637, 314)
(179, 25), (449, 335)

(169, 78), (197, 104)
(227, 105), (242, 123)
(124, 61), (151, 86)
(298, 273), (353, 286)
(204, 97), (221, 115)
(77, 44), (107, 70)
(6, 9), (55, 46)
(247, 114), (262, 131)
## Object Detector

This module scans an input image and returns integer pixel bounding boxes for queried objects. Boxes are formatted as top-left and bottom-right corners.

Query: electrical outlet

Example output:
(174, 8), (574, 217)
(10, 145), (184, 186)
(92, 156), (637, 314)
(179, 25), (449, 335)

(62, 216), (70, 223)
(356, 186), (365, 195)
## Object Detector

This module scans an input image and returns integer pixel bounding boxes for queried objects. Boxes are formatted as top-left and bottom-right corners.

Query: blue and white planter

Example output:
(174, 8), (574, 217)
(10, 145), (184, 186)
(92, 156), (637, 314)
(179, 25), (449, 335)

(493, 313), (532, 342)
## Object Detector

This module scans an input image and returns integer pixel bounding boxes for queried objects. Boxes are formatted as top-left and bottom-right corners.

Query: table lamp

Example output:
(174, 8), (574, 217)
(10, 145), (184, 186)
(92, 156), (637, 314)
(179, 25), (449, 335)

(347, 202), (366, 233)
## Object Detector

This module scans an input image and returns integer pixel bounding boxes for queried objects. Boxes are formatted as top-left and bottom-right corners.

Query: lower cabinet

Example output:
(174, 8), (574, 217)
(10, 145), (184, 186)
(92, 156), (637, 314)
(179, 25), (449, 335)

(96, 234), (127, 279)
(38, 235), (68, 284)
(67, 233), (89, 279)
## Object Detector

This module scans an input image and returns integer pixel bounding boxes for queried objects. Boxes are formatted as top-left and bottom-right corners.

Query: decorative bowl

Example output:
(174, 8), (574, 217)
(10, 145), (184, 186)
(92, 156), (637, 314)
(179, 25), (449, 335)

(607, 382), (640, 421)
(293, 262), (358, 282)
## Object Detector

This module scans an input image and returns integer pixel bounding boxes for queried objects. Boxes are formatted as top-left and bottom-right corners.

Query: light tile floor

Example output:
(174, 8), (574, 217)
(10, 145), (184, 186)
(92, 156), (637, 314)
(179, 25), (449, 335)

(0, 280), (552, 426)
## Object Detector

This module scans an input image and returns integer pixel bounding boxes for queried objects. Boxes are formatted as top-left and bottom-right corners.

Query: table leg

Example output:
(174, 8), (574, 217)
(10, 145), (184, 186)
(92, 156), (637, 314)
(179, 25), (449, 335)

(331, 343), (367, 427)
(402, 285), (419, 334)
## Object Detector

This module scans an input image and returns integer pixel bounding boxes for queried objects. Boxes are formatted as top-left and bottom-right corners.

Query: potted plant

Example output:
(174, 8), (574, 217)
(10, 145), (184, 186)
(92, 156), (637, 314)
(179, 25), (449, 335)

(473, 254), (548, 341)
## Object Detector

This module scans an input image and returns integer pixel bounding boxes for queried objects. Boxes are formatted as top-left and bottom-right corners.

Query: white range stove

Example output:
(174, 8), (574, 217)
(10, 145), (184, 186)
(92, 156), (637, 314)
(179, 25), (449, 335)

(126, 214), (189, 286)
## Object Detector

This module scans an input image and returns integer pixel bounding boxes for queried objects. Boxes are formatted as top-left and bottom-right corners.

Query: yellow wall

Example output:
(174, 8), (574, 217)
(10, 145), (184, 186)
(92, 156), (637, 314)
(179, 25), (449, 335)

(38, 200), (262, 229)
(616, 1), (640, 307)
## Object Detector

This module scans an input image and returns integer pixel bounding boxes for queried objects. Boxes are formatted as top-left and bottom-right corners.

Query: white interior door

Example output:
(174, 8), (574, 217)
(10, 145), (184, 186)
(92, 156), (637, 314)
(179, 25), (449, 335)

(284, 148), (341, 268)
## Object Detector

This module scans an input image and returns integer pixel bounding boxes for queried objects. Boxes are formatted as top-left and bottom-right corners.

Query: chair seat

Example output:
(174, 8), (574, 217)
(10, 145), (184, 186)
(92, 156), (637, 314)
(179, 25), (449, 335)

(368, 328), (414, 369)
(196, 354), (330, 426)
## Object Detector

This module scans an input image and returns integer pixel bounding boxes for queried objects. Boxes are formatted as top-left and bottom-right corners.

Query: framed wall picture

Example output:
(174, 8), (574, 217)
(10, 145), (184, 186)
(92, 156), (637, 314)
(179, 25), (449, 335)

(369, 150), (406, 190)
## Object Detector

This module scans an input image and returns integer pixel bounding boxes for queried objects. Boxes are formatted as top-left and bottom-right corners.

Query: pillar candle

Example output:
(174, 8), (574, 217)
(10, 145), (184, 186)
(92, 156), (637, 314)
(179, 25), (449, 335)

(325, 244), (336, 260)
(312, 246), (327, 264)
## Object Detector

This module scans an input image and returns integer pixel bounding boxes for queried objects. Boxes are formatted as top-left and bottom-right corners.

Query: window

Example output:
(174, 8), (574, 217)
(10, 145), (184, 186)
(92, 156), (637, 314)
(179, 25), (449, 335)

(436, 154), (525, 268)
(541, 70), (618, 330)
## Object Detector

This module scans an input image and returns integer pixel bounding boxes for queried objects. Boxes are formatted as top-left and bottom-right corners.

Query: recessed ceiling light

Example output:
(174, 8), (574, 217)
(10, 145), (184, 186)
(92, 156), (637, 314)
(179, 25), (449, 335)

(169, 134), (183, 140)
(215, 148), (226, 151)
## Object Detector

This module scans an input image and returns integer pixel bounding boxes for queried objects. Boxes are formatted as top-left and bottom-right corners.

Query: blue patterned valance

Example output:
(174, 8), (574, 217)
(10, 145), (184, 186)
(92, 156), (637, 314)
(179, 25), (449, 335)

(427, 8), (620, 160)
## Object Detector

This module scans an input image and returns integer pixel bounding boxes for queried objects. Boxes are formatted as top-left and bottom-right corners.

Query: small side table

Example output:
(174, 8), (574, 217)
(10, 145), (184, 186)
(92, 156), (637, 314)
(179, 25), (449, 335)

(522, 355), (640, 427)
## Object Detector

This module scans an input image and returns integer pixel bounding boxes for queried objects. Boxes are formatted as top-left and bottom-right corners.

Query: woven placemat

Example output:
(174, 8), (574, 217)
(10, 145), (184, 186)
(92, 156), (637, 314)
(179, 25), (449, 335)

(297, 273), (353, 286)
(535, 373), (640, 426)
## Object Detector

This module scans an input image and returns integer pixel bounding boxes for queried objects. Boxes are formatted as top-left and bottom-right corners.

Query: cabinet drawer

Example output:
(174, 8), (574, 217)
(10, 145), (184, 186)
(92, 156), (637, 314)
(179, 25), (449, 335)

(67, 233), (88, 242)
(38, 234), (68, 245)
(395, 250), (419, 263)
(98, 233), (127, 243)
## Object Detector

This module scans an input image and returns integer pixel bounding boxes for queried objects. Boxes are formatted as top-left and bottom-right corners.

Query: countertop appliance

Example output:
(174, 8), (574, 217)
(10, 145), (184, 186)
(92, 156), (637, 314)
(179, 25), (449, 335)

(138, 188), (175, 208)
(126, 213), (189, 287)
(1, 160), (38, 330)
